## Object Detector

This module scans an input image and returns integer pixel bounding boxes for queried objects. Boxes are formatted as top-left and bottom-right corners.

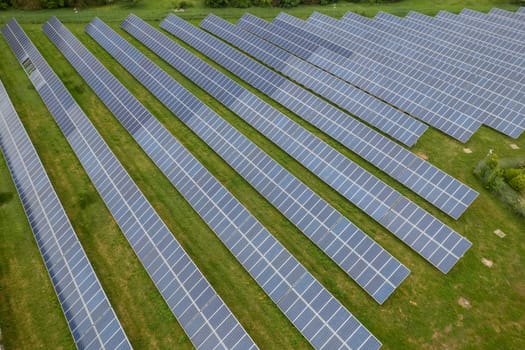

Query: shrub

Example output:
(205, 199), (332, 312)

(0, 0), (11, 9)
(503, 168), (522, 182)
(475, 151), (525, 218)
(509, 174), (525, 193)
(177, 0), (192, 8)
(251, 0), (271, 6)
(278, 0), (301, 8)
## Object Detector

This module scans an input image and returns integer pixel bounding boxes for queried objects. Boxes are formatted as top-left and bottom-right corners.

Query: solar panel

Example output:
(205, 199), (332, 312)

(89, 15), (409, 305)
(79, 18), (384, 350)
(461, 8), (525, 33)
(336, 12), (525, 139)
(0, 78), (132, 350)
(157, 14), (472, 274)
(206, 14), (479, 220)
(377, 12), (525, 81)
(430, 11), (525, 57)
(269, 13), (482, 143)
(475, 10), (525, 35)
(487, 8), (525, 29)
(305, 12), (525, 139)
(380, 10), (523, 81)
(2, 18), (255, 350)
(212, 16), (427, 147)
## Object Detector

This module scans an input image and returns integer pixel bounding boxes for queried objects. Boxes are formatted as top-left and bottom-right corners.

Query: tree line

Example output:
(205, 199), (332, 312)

(0, 0), (116, 10)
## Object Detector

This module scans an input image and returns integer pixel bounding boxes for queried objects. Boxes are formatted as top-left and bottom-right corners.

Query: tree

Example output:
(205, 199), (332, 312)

(0, 0), (11, 9)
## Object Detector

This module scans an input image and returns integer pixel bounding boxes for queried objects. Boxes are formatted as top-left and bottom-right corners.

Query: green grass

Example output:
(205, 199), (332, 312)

(0, 1), (524, 349)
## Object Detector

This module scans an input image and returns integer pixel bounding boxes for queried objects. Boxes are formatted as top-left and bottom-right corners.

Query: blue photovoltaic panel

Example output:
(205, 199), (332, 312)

(337, 12), (525, 139)
(3, 18), (254, 350)
(436, 10), (525, 56)
(85, 17), (384, 350)
(367, 11), (525, 99)
(475, 10), (525, 36)
(491, 7), (525, 22)
(42, 17), (258, 350)
(374, 11), (525, 96)
(203, 14), (478, 220)
(269, 12), (482, 143)
(213, 15), (428, 147)
(0, 79), (132, 350)
(158, 14), (472, 274)
(94, 15), (409, 305)
(405, 12), (525, 91)
(374, 11), (525, 73)
(302, 12), (525, 140)
(461, 8), (525, 35)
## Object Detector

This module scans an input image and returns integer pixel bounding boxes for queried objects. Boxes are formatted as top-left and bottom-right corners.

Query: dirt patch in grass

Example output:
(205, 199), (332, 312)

(481, 258), (494, 268)
(458, 297), (472, 309)
(416, 152), (429, 160)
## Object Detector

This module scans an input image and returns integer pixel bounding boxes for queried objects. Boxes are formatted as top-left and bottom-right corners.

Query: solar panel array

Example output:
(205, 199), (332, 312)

(42, 17), (259, 350)
(371, 11), (525, 94)
(203, 17), (427, 147)
(105, 15), (409, 305)
(339, 12), (515, 89)
(269, 12), (482, 143)
(376, 11), (525, 72)
(391, 12), (524, 81)
(4, 6), (510, 348)
(201, 14), (478, 220)
(336, 10), (524, 94)
(81, 17), (384, 350)
(301, 12), (525, 139)
(337, 11), (525, 138)
(157, 14), (473, 274)
(86, 17), (409, 303)
(0, 78), (132, 350)
(247, 26), (424, 145)
(487, 8), (525, 28)
(433, 11), (525, 56)
(461, 8), (525, 35)
(3, 18), (255, 350)
(84, 18), (383, 350)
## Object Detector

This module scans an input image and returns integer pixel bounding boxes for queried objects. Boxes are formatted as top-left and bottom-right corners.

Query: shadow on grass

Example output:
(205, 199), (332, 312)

(0, 192), (14, 206)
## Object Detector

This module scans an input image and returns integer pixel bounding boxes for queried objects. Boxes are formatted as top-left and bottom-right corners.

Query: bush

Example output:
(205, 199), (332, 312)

(475, 151), (525, 218)
(41, 0), (65, 8)
(251, 0), (271, 6)
(278, 0), (300, 7)
(509, 174), (525, 193)
(177, 0), (192, 8)
(503, 168), (523, 182)
(204, 0), (228, 7)
(0, 0), (11, 9)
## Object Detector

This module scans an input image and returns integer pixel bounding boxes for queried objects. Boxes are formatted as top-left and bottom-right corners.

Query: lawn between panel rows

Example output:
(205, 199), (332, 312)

(0, 6), (524, 350)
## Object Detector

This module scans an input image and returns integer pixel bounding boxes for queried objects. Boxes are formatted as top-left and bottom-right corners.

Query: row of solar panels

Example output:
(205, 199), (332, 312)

(2, 17), (384, 350)
(248, 9), (524, 142)
(1, 8), (513, 348)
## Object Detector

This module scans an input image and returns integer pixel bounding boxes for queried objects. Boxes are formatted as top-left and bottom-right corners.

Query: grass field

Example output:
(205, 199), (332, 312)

(0, 1), (524, 349)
